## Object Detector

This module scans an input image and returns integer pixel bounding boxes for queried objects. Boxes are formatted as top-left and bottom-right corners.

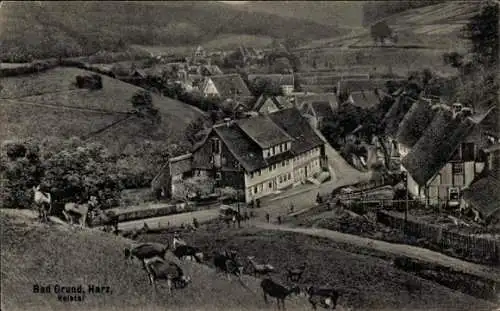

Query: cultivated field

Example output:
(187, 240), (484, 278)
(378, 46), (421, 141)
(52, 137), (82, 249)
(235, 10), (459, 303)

(0, 209), (312, 311)
(0, 67), (204, 152)
(141, 222), (497, 311)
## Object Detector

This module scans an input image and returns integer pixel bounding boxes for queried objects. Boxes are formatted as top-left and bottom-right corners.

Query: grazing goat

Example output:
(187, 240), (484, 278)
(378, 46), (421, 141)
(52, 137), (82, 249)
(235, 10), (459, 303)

(91, 207), (119, 232)
(33, 185), (52, 222)
(63, 200), (94, 228)
(172, 245), (204, 263)
(247, 256), (275, 277)
(213, 251), (243, 280)
(143, 257), (192, 295)
(261, 278), (301, 310)
(124, 243), (169, 272)
(286, 262), (307, 283)
(305, 286), (340, 310)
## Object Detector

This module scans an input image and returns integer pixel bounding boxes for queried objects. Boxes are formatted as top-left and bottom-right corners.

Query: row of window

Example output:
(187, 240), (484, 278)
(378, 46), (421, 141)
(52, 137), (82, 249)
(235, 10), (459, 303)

(294, 148), (318, 162)
(264, 142), (291, 158)
(250, 159), (291, 178)
(252, 173), (293, 194)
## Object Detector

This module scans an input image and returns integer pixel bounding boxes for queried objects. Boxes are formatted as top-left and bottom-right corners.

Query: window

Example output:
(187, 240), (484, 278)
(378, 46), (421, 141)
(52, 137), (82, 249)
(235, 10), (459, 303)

(250, 172), (254, 179)
(452, 163), (464, 174)
(254, 187), (258, 194)
(288, 173), (291, 180)
(259, 184), (263, 192)
(268, 182), (272, 188)
(462, 143), (475, 161)
(282, 161), (285, 167)
(258, 170), (261, 176)
(215, 172), (222, 180)
(264, 150), (269, 158)
(279, 176), (283, 183)
(211, 138), (221, 154)
(286, 160), (289, 165)
(270, 148), (274, 156)
(280, 144), (283, 153)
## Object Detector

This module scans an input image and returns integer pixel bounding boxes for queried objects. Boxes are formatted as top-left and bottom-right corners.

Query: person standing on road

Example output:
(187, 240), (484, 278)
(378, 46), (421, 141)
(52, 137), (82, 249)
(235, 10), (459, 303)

(290, 204), (294, 214)
(277, 216), (282, 225)
(265, 213), (270, 223)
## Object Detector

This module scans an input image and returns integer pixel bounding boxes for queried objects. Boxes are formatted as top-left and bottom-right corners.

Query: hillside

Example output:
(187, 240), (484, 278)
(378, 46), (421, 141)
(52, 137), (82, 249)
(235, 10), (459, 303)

(0, 67), (203, 154)
(232, 1), (365, 29)
(0, 209), (312, 311)
(0, 1), (344, 61)
(297, 1), (479, 51)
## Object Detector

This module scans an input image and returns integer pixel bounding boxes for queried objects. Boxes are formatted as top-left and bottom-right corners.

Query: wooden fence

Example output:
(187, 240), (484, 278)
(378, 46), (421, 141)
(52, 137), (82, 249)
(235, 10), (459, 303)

(377, 210), (500, 265)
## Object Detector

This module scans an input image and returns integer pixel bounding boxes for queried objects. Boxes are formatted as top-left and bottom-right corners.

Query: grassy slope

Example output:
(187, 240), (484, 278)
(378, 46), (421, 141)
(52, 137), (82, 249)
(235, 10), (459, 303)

(0, 1), (344, 60)
(234, 1), (365, 29)
(0, 67), (203, 153)
(141, 222), (497, 311)
(0, 209), (312, 311)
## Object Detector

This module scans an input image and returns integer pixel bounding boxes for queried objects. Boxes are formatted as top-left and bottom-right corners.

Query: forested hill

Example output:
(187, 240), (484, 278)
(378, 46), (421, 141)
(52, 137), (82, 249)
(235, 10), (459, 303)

(0, 1), (344, 61)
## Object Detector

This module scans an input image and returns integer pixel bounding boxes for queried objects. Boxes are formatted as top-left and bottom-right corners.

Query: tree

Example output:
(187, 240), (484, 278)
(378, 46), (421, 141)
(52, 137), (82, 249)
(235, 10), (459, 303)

(185, 117), (210, 145)
(370, 21), (393, 46)
(462, 2), (499, 67)
(130, 90), (161, 125)
(173, 176), (214, 202)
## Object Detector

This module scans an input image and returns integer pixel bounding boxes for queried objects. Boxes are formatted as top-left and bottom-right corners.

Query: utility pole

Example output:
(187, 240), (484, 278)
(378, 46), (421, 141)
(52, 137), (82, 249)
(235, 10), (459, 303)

(403, 172), (409, 235)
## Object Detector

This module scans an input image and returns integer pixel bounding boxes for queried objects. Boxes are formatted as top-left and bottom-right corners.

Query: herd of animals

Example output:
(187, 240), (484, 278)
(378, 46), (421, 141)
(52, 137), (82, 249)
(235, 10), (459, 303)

(32, 185), (342, 310)
(126, 235), (341, 310)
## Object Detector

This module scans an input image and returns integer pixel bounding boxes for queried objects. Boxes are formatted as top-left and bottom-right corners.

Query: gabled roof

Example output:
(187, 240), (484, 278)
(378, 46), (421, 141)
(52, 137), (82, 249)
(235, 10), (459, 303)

(207, 74), (251, 97)
(349, 90), (380, 109)
(396, 99), (437, 149)
(292, 93), (337, 110)
(253, 95), (292, 112)
(402, 109), (492, 186)
(463, 167), (500, 221)
(269, 108), (324, 155)
(308, 101), (336, 119)
(247, 74), (294, 86)
(213, 124), (267, 172)
(383, 94), (417, 137)
(236, 114), (293, 149)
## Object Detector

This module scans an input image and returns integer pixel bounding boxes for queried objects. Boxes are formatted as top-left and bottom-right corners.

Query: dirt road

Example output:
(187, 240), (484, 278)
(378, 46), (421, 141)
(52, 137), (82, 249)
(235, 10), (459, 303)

(254, 221), (500, 282)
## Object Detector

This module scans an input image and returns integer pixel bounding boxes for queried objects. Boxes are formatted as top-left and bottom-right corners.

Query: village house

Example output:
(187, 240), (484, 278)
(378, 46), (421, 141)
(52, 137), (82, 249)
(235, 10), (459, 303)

(200, 74), (252, 100)
(291, 92), (337, 111)
(247, 74), (295, 95)
(301, 99), (339, 130)
(462, 146), (500, 225)
(252, 95), (294, 114)
(401, 104), (495, 206)
(154, 108), (327, 203)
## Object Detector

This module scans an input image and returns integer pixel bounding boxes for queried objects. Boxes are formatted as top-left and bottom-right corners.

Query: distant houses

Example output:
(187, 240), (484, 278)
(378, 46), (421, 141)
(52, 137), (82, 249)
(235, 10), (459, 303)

(153, 108), (327, 203)
(247, 74), (295, 95)
(201, 74), (252, 99)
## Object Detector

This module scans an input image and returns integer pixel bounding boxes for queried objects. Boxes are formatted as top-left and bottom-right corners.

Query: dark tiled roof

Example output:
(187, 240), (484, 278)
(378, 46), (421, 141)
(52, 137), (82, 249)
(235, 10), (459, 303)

(209, 74), (252, 97)
(269, 108), (324, 155)
(349, 90), (380, 109)
(396, 99), (437, 148)
(310, 101), (335, 119)
(213, 124), (267, 172)
(383, 95), (417, 137)
(236, 115), (293, 149)
(292, 93), (337, 110)
(463, 167), (500, 221)
(338, 79), (400, 93)
(247, 74), (294, 86)
(402, 110), (479, 186)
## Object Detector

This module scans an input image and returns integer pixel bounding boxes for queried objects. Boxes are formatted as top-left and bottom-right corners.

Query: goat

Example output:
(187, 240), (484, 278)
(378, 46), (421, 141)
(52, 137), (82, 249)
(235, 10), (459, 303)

(33, 185), (52, 222)
(172, 235), (187, 249)
(305, 286), (340, 310)
(143, 257), (192, 295)
(286, 262), (307, 283)
(213, 251), (243, 281)
(247, 256), (275, 277)
(172, 245), (204, 263)
(260, 278), (301, 310)
(63, 196), (98, 228)
(124, 243), (169, 273)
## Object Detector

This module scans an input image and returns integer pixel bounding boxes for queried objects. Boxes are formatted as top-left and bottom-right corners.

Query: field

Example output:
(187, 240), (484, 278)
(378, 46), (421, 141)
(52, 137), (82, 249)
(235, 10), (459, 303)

(0, 67), (204, 153)
(141, 221), (497, 311)
(0, 209), (315, 311)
